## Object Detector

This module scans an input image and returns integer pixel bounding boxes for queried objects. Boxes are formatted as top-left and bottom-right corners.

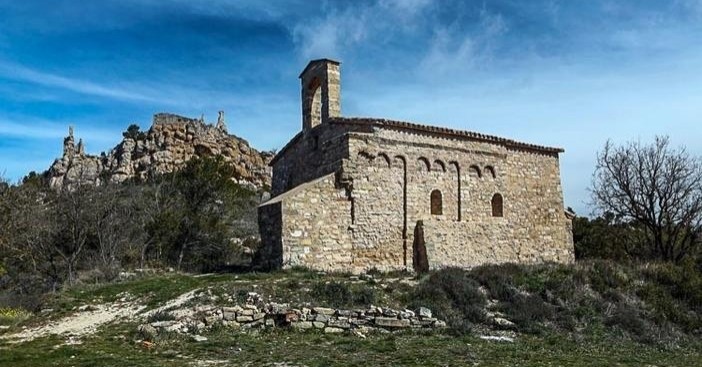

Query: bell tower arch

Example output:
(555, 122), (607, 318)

(299, 59), (341, 132)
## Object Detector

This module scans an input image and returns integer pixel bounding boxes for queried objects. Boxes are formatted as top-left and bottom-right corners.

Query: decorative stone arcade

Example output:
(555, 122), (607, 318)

(255, 59), (574, 273)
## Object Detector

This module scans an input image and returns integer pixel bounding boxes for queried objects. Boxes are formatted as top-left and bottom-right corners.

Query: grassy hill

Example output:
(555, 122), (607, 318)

(1, 261), (701, 366)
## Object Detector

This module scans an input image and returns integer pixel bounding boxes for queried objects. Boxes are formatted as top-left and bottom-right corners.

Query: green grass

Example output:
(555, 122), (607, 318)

(1, 326), (700, 367)
(3, 262), (702, 366)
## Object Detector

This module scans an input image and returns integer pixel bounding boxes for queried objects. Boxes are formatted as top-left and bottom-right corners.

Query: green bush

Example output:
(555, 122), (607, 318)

(411, 268), (486, 334)
(0, 307), (32, 327)
(501, 294), (554, 334)
(469, 264), (521, 302)
(589, 260), (629, 294)
(605, 303), (649, 339)
(352, 287), (377, 306)
(147, 310), (176, 323)
(311, 281), (352, 308)
(637, 261), (702, 333)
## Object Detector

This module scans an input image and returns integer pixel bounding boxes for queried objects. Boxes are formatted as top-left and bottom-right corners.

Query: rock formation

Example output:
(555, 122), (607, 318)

(47, 113), (272, 190)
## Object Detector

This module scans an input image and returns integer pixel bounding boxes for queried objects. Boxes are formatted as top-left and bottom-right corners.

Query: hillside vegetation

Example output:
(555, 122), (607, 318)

(0, 261), (700, 366)
(0, 156), (260, 310)
(1, 135), (701, 365)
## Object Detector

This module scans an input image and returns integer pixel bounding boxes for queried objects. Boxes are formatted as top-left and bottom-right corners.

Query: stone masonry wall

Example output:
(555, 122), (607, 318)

(258, 120), (574, 272)
(269, 123), (360, 196)
(344, 127), (574, 271)
(259, 173), (354, 270)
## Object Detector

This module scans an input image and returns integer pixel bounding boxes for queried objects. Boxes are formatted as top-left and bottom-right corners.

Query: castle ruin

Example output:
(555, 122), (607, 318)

(256, 59), (574, 272)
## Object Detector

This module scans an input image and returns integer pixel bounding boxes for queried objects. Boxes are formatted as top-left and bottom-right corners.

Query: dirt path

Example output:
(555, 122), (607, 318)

(1, 289), (203, 344)
(1, 301), (146, 343)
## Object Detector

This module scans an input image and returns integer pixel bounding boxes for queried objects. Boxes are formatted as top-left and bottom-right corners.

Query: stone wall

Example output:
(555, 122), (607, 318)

(259, 173), (354, 271)
(258, 118), (574, 272)
(138, 292), (445, 341)
(345, 124), (574, 271)
(269, 123), (353, 196)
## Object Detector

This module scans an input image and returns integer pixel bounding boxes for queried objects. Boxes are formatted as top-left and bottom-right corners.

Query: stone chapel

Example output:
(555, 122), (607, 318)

(256, 59), (574, 272)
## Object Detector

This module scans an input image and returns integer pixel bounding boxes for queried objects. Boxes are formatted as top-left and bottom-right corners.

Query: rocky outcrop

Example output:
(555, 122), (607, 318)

(47, 112), (272, 190)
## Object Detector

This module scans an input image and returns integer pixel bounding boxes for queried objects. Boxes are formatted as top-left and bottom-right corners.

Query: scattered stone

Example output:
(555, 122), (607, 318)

(314, 314), (330, 323)
(192, 335), (208, 342)
(150, 321), (177, 328)
(292, 321), (313, 330)
(492, 317), (516, 329)
(374, 317), (411, 328)
(313, 307), (335, 315)
(204, 316), (219, 326)
(324, 327), (344, 334)
(400, 310), (415, 319)
(138, 324), (157, 341)
(224, 321), (240, 328)
(223, 311), (237, 321)
(479, 335), (514, 342)
(433, 320), (447, 328)
(327, 319), (351, 329)
(352, 330), (367, 338)
(418, 307), (432, 318)
(236, 316), (253, 323)
(239, 309), (255, 316)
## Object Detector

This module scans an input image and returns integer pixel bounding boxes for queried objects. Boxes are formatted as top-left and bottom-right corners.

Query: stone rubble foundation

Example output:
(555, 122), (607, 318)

(137, 293), (444, 340)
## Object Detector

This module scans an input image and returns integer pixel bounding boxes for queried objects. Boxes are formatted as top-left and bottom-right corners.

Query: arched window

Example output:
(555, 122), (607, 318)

(431, 190), (443, 215)
(491, 193), (503, 217)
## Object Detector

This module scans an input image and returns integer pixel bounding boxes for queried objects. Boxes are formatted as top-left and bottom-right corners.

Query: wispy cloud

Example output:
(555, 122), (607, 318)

(290, 0), (434, 59)
(419, 6), (508, 76)
(0, 116), (118, 145)
(1, 0), (702, 214)
(0, 61), (163, 103)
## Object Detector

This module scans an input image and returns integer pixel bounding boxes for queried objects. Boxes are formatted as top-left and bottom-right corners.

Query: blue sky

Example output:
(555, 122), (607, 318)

(1, 0), (701, 214)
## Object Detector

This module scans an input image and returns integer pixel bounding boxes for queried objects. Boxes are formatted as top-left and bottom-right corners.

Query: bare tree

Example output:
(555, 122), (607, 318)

(0, 180), (63, 290)
(91, 185), (135, 278)
(592, 136), (702, 262)
(54, 186), (92, 284)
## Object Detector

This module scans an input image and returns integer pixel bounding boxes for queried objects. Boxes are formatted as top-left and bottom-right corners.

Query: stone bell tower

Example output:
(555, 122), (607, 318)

(299, 59), (341, 132)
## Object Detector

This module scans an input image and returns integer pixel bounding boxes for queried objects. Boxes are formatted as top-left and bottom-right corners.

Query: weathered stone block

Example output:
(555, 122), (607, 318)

(374, 317), (410, 328)
(292, 321), (313, 329)
(236, 316), (253, 323)
(313, 307), (335, 315)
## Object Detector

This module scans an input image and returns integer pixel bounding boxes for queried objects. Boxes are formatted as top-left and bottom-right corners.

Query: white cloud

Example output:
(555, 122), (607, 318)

(0, 116), (118, 145)
(0, 61), (163, 103)
(418, 6), (508, 76)
(290, 0), (435, 60)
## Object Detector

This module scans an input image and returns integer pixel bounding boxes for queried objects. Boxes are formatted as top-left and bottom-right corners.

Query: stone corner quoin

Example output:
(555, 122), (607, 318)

(255, 58), (575, 273)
